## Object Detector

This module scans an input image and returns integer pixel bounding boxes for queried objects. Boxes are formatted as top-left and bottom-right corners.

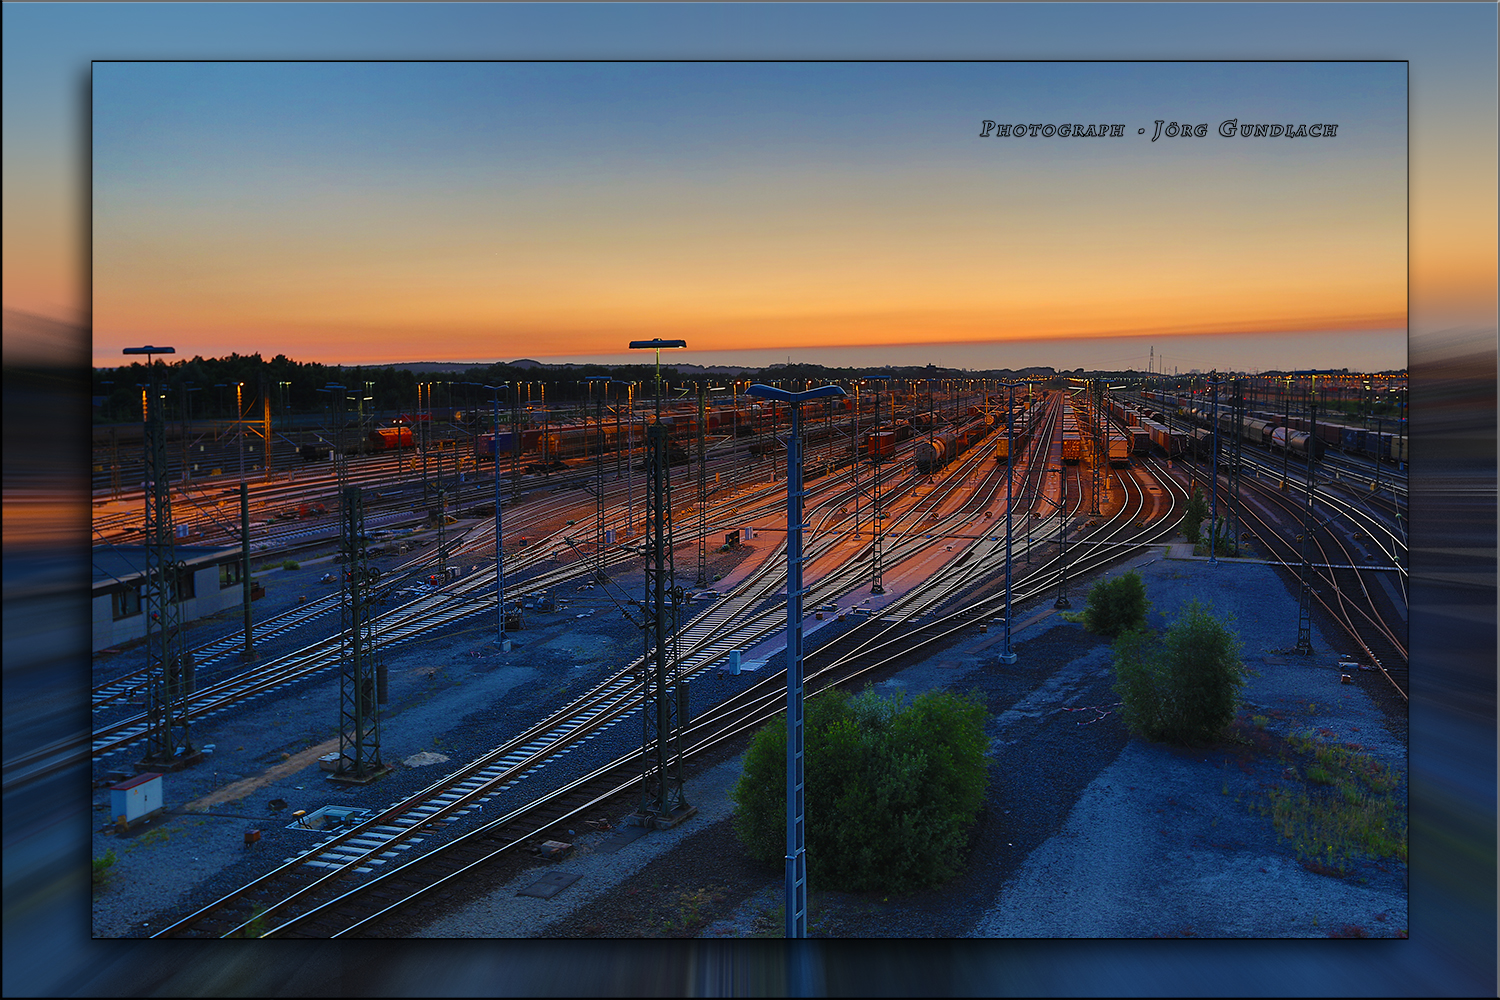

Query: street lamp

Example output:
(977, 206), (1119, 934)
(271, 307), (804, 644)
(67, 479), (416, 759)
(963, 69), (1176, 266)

(744, 381), (848, 941)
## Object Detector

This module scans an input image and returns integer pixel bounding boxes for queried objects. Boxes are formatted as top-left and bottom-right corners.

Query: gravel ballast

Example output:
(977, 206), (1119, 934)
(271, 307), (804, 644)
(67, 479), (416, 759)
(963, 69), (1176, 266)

(91, 537), (1407, 939)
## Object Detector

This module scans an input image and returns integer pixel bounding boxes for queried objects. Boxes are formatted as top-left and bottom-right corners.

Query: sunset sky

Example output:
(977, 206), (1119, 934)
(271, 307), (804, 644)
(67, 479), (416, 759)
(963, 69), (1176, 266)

(89, 60), (1406, 371)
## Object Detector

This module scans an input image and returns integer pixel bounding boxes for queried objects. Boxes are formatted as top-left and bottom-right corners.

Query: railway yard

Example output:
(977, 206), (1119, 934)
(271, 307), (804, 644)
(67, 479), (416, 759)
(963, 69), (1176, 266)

(86, 382), (1409, 938)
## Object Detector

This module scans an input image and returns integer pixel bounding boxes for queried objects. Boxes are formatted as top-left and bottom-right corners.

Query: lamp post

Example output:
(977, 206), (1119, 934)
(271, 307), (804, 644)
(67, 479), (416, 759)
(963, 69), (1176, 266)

(460, 382), (511, 647)
(745, 381), (848, 941)
(123, 344), (195, 763)
(627, 340), (689, 827)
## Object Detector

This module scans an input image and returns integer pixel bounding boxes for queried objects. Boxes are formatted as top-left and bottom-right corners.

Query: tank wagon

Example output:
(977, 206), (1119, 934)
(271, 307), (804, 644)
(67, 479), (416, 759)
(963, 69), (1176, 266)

(1270, 426), (1324, 460)
(914, 430), (959, 473)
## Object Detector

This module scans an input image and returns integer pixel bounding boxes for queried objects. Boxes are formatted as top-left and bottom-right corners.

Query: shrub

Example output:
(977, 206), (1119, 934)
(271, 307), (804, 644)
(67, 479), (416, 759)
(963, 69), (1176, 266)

(281, 559), (300, 571)
(92, 850), (117, 888)
(1082, 570), (1151, 637)
(1194, 518), (1238, 558)
(731, 686), (989, 894)
(1180, 486), (1208, 543)
(1112, 599), (1246, 744)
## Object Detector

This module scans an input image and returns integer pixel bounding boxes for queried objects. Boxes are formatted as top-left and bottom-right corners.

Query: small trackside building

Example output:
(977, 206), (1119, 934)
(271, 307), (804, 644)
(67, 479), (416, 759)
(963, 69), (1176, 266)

(92, 545), (246, 653)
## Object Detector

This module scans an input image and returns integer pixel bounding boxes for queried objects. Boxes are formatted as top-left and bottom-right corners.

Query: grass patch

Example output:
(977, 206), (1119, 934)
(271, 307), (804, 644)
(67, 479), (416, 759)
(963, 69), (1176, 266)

(91, 850), (117, 890)
(135, 825), (170, 848)
(1254, 731), (1406, 875)
(235, 904), (269, 939)
(661, 885), (728, 935)
(281, 559), (300, 571)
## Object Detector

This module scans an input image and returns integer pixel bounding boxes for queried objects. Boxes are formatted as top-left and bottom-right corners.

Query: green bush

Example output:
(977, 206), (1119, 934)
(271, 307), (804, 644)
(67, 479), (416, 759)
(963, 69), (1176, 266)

(1112, 599), (1246, 744)
(281, 559), (300, 571)
(1180, 486), (1208, 543)
(1194, 517), (1238, 558)
(1082, 570), (1151, 637)
(731, 686), (989, 894)
(92, 849), (117, 888)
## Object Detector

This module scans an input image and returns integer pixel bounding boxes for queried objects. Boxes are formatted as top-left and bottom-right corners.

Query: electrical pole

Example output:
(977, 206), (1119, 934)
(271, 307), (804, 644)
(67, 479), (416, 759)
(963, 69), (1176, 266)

(123, 346), (196, 768)
(1295, 385), (1318, 655)
(1208, 372), (1220, 565)
(696, 383), (708, 587)
(999, 381), (1018, 664)
(628, 340), (691, 828)
(1229, 378), (1243, 554)
(333, 483), (386, 781)
(745, 382), (847, 940)
(1089, 381), (1103, 517)
(262, 380), (273, 482)
(234, 382), (255, 661)
(868, 376), (888, 594)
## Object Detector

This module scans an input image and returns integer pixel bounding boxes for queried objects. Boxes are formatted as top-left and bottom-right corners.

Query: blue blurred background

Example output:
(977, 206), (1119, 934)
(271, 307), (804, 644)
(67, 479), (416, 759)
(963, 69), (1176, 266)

(4, 4), (1494, 996)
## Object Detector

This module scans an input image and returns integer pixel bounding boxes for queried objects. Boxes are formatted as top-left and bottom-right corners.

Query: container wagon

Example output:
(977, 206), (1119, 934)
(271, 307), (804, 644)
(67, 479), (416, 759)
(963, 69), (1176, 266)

(858, 430), (897, 459)
(1143, 418), (1184, 457)
(367, 426), (414, 451)
(1061, 431), (1082, 463)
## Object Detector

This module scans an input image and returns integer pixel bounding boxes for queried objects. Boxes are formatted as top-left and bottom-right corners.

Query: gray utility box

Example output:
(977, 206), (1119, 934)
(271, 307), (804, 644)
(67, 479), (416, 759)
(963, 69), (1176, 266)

(110, 772), (164, 826)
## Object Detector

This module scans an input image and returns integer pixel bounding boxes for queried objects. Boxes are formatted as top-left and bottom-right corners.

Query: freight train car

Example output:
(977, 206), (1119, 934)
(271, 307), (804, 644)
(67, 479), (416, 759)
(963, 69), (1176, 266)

(858, 430), (897, 459)
(914, 431), (960, 473)
(1127, 426), (1150, 454)
(1143, 418), (1184, 457)
(1242, 417), (1277, 447)
(1107, 434), (1131, 466)
(475, 428), (544, 461)
(1187, 426), (1214, 459)
(1270, 426), (1324, 460)
(1061, 431), (1082, 463)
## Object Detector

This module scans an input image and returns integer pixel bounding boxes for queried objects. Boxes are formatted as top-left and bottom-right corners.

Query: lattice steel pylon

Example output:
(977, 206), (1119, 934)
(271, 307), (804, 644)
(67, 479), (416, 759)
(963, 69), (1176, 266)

(435, 480), (448, 580)
(639, 417), (690, 822)
(1228, 379), (1243, 553)
(696, 384), (709, 587)
(335, 485), (385, 779)
(595, 386), (609, 583)
(129, 347), (195, 766)
(1294, 398), (1318, 655)
(869, 384), (886, 594)
(1088, 383), (1103, 517)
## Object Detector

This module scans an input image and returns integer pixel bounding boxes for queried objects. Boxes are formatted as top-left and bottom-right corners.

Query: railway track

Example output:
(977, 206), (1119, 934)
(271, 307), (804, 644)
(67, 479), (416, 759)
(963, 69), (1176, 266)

(149, 392), (1189, 938)
(1177, 458), (1408, 700)
(89, 427), (940, 755)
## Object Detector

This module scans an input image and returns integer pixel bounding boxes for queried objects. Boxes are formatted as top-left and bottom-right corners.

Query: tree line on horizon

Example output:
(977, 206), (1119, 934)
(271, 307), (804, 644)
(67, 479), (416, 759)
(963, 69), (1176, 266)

(89, 351), (1403, 424)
